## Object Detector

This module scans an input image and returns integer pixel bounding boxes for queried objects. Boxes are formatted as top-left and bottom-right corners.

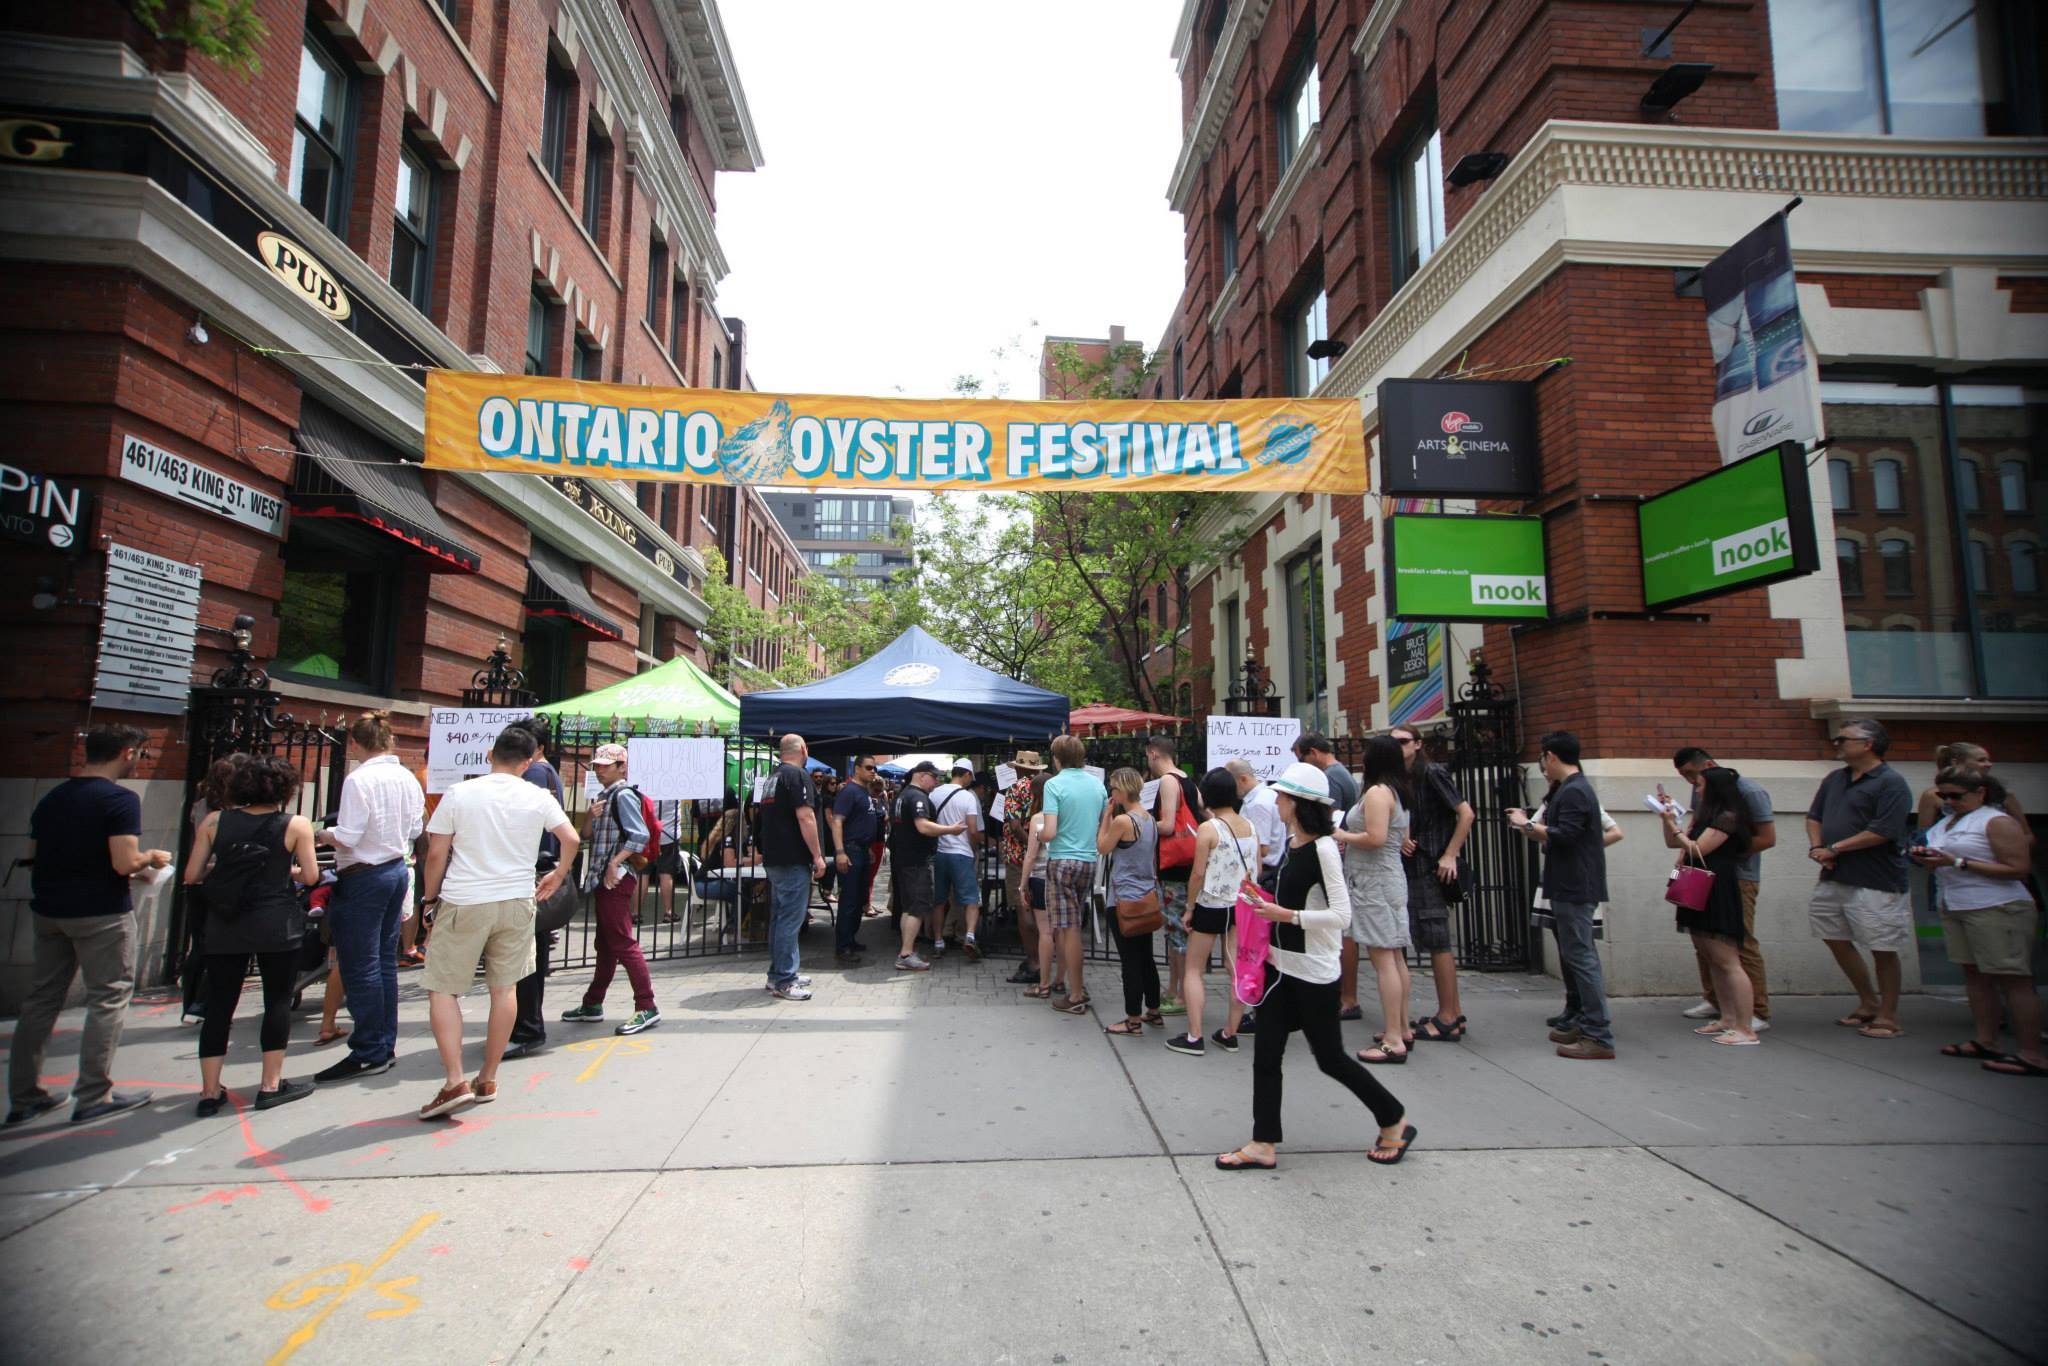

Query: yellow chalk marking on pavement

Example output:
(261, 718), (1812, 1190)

(263, 1211), (439, 1365)
(563, 1035), (652, 1083)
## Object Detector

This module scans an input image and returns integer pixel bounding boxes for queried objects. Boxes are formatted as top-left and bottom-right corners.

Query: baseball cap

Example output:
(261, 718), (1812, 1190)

(907, 760), (941, 777)
(1270, 761), (1334, 805)
(594, 743), (628, 765)
(950, 760), (974, 776)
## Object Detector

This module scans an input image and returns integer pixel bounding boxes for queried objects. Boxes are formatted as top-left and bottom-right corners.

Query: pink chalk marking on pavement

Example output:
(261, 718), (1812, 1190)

(566, 1257), (591, 1272)
(429, 1245), (452, 1256)
(166, 1184), (261, 1214)
(522, 1072), (552, 1094)
(226, 1090), (331, 1214)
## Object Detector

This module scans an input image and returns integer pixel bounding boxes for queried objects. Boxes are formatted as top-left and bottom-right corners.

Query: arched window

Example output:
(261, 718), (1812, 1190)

(1880, 540), (1912, 596)
(2011, 542), (2040, 595)
(1957, 457), (1982, 513)
(1836, 538), (1863, 596)
(1967, 540), (1990, 595)
(2000, 460), (2030, 513)
(1828, 459), (1854, 511)
(1872, 458), (1904, 512)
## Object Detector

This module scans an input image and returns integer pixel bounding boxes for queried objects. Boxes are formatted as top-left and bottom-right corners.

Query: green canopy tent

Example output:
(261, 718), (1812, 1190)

(534, 654), (742, 733)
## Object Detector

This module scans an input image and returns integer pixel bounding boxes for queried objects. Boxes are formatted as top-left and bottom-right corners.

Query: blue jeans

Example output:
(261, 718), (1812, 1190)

(932, 852), (980, 908)
(765, 863), (811, 987)
(329, 860), (408, 1063)
(835, 848), (870, 953)
(1550, 901), (1611, 1046)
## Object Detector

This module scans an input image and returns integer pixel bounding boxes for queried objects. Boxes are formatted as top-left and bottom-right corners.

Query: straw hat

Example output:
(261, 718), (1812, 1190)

(1270, 761), (1334, 805)
(1010, 750), (1047, 771)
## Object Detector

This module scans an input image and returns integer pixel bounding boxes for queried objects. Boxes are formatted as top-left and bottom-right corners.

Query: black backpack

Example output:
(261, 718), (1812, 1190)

(202, 813), (287, 921)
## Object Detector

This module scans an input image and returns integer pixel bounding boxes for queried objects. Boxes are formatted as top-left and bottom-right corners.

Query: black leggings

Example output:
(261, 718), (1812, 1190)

(198, 950), (300, 1059)
(1110, 916), (1161, 1018)
(1252, 972), (1404, 1144)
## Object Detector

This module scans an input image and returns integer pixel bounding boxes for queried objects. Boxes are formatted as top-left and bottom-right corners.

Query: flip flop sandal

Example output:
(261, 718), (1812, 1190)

(1835, 1012), (1877, 1028)
(1857, 1023), (1908, 1039)
(1215, 1147), (1277, 1171)
(1358, 1046), (1408, 1065)
(1368, 1123), (1419, 1166)
(1052, 995), (1091, 1015)
(1941, 1040), (2006, 1060)
(1711, 1033), (1762, 1046)
(315, 1029), (349, 1047)
(1982, 1056), (2048, 1077)
(1693, 1023), (1734, 1036)
(1372, 1031), (1418, 1046)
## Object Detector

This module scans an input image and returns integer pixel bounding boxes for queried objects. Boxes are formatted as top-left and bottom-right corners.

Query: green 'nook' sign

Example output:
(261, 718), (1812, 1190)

(1637, 444), (1819, 611)
(1385, 513), (1549, 622)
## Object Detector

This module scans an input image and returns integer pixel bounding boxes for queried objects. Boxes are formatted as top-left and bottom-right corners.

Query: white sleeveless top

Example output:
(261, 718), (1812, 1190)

(1927, 805), (2023, 911)
(1198, 817), (1259, 907)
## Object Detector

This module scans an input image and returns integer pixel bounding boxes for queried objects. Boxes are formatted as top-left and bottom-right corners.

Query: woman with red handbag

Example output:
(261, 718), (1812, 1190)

(1669, 767), (1761, 1046)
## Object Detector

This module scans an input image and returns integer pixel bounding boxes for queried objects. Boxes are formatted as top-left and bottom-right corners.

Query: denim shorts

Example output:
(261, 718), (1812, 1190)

(932, 851), (981, 906)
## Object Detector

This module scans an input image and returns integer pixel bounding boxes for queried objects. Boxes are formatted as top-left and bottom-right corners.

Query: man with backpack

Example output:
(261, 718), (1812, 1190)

(560, 743), (662, 1036)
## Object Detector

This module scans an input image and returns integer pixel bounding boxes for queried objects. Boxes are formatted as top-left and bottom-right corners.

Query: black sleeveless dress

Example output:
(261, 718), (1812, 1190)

(1673, 811), (1749, 944)
(205, 810), (307, 958)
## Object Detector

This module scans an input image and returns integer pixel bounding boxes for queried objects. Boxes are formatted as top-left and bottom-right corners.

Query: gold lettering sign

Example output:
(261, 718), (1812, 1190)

(256, 231), (352, 321)
(0, 119), (70, 162)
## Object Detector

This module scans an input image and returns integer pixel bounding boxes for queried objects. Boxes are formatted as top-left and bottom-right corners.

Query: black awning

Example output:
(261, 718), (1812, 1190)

(291, 400), (483, 573)
(527, 539), (624, 640)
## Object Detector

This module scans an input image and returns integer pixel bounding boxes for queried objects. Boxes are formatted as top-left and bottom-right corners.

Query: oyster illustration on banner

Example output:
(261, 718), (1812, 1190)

(716, 399), (795, 483)
(1255, 413), (1318, 466)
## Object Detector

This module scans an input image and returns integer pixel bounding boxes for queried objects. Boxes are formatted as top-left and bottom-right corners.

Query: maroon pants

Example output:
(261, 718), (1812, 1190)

(584, 873), (654, 1012)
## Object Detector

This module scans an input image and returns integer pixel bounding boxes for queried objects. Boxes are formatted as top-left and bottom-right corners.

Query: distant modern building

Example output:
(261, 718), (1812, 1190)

(761, 492), (914, 591)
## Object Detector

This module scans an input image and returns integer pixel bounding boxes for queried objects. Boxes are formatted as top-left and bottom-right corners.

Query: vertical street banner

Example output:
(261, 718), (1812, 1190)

(1702, 213), (1820, 464)
(1385, 621), (1446, 728)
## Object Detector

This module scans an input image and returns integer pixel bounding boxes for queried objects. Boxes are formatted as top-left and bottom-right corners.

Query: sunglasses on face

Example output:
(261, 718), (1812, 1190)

(1831, 736), (1869, 746)
(1936, 789), (1970, 800)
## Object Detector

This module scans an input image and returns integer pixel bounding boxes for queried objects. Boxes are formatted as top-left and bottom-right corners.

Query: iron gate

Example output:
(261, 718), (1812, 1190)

(1442, 658), (1534, 971)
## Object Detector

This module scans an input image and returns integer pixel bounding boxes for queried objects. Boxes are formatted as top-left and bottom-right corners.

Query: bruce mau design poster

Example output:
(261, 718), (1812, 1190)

(1703, 212), (1820, 464)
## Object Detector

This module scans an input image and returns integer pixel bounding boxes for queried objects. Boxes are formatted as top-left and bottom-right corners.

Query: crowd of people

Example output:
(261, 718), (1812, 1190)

(5, 714), (2038, 1151)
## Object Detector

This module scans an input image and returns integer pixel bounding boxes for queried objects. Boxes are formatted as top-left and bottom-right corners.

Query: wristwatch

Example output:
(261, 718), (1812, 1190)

(1954, 855), (1967, 870)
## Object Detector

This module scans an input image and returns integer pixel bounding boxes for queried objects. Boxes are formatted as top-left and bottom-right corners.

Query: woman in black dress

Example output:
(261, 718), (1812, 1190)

(1674, 767), (1759, 1046)
(183, 755), (323, 1114)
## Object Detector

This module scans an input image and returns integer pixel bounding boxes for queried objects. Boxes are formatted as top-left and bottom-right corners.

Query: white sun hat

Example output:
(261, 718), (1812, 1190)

(1270, 761), (1335, 805)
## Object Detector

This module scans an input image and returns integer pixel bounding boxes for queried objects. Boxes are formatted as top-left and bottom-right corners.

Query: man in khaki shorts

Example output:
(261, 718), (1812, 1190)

(1805, 719), (1915, 1040)
(417, 726), (579, 1119)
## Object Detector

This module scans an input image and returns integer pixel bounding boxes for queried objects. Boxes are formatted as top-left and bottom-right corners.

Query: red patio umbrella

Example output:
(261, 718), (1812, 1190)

(1067, 703), (1185, 736)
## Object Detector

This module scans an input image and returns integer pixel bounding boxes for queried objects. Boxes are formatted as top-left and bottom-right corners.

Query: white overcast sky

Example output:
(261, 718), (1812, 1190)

(713, 0), (1187, 401)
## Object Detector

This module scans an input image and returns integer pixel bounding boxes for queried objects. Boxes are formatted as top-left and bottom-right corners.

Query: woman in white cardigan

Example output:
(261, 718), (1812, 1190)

(1217, 763), (1417, 1172)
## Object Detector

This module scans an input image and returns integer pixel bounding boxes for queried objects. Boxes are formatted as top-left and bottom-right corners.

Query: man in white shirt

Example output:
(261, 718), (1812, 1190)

(929, 762), (984, 958)
(315, 713), (425, 1083)
(1227, 760), (1285, 892)
(415, 726), (578, 1120)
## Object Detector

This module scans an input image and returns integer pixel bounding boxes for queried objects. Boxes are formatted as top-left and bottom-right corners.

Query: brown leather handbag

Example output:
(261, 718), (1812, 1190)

(1115, 889), (1164, 936)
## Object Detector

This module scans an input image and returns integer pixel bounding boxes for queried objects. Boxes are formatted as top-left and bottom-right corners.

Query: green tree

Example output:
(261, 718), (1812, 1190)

(129, 0), (266, 73)
(911, 494), (1098, 690)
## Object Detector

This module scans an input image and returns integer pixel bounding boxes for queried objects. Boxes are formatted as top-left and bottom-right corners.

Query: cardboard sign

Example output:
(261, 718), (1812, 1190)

(1205, 716), (1301, 782)
(426, 707), (534, 793)
(625, 737), (725, 801)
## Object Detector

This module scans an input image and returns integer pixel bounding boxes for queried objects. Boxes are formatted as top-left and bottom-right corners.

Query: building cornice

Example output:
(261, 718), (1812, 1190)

(1256, 125), (1321, 240)
(1166, 0), (1274, 213)
(1170, 0), (1203, 71)
(646, 0), (763, 173)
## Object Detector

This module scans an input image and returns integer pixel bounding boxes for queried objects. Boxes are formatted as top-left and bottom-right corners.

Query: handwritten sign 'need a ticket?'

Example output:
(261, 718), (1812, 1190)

(625, 737), (724, 801)
(426, 708), (534, 793)
(1206, 715), (1302, 783)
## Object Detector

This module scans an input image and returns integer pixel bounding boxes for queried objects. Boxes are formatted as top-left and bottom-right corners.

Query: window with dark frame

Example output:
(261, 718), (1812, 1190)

(541, 51), (574, 184)
(1285, 546), (1328, 730)
(1390, 110), (1445, 289)
(582, 124), (610, 241)
(1837, 539), (1863, 596)
(1967, 539), (1992, 595)
(713, 350), (724, 388)
(669, 279), (687, 355)
(291, 30), (355, 235)
(1275, 41), (1319, 176)
(1770, 0), (2044, 137)
(1879, 538), (1913, 595)
(1216, 192), (1239, 282)
(276, 518), (402, 695)
(646, 235), (667, 327)
(1285, 274), (1330, 397)
(390, 144), (437, 313)
(525, 291), (552, 376)
(1873, 457), (1905, 511)
(574, 337), (601, 381)
(1829, 458), (1855, 511)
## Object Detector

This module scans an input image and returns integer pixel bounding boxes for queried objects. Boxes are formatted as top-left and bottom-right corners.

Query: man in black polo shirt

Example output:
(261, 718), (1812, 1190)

(8, 725), (170, 1125)
(1806, 718), (1915, 1039)
(759, 734), (826, 1001)
(1510, 732), (1614, 1060)
(890, 762), (965, 972)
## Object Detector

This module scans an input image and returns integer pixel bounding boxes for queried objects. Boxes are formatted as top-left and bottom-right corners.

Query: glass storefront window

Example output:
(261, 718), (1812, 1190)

(1285, 546), (1328, 729)
(276, 521), (399, 693)
(1824, 377), (2047, 697)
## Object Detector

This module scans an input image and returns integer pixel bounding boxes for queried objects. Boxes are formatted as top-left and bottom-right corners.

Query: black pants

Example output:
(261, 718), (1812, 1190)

(1110, 915), (1161, 1018)
(1252, 973), (1404, 1144)
(511, 926), (552, 1046)
(179, 904), (210, 1017)
(197, 950), (299, 1058)
(835, 848), (870, 954)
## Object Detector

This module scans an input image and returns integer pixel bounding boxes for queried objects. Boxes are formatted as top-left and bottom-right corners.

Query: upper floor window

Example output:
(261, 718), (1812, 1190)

(1771, 0), (2042, 137)
(1216, 193), (1239, 282)
(1276, 46), (1319, 175)
(1872, 457), (1904, 511)
(1172, 340), (1185, 398)
(582, 124), (611, 241)
(1879, 538), (1912, 595)
(646, 235), (667, 327)
(525, 292), (551, 375)
(2001, 459), (2031, 512)
(541, 53), (575, 184)
(1391, 120), (1445, 289)
(669, 95), (689, 151)
(1967, 539), (1991, 594)
(390, 145), (436, 313)
(713, 350), (724, 389)
(574, 338), (601, 381)
(1958, 456), (1982, 513)
(670, 279), (687, 355)
(1829, 458), (1855, 511)
(291, 33), (354, 235)
(2011, 541), (2040, 594)
(1837, 538), (1864, 596)
(1286, 278), (1330, 397)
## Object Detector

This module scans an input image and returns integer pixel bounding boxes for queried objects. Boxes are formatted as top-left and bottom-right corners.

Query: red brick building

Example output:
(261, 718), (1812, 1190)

(1156, 0), (2047, 992)
(0, 1), (804, 1001)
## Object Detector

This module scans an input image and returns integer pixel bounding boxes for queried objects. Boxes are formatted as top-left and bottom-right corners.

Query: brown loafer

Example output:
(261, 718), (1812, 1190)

(470, 1076), (498, 1105)
(1555, 1038), (1615, 1060)
(1547, 1027), (1583, 1045)
(419, 1080), (475, 1120)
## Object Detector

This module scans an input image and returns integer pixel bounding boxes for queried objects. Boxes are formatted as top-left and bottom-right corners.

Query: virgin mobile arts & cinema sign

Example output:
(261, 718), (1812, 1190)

(423, 372), (1369, 494)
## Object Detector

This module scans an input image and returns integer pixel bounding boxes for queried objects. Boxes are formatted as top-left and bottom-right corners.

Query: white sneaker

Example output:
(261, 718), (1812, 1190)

(1751, 1017), (1770, 1032)
(1680, 1000), (1719, 1019)
(931, 937), (946, 957)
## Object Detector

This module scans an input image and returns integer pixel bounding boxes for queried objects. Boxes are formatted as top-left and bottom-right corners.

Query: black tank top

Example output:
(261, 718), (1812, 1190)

(204, 810), (306, 957)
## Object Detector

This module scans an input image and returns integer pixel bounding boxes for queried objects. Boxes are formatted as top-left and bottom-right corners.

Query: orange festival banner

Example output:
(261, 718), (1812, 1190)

(422, 371), (1368, 494)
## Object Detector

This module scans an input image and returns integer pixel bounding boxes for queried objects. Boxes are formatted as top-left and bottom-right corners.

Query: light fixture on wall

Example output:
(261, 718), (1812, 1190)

(187, 314), (210, 346)
(1446, 151), (1510, 187)
(1641, 62), (1713, 114)
(1305, 338), (1347, 362)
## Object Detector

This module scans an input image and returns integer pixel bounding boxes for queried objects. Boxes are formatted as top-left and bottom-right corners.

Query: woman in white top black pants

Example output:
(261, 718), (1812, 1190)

(1217, 763), (1417, 1171)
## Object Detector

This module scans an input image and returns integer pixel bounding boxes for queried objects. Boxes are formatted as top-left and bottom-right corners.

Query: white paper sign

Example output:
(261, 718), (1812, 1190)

(990, 792), (1007, 823)
(1205, 715), (1302, 782)
(1139, 778), (1161, 811)
(994, 763), (1019, 791)
(426, 707), (534, 793)
(626, 737), (724, 801)
(1083, 765), (1105, 784)
(752, 775), (773, 802)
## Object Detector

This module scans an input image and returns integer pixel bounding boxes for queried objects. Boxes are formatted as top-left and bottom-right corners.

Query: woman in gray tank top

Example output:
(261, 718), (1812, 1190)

(1097, 768), (1162, 1036)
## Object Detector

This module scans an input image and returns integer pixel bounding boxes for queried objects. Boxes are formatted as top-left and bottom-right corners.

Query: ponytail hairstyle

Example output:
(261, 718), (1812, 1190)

(348, 709), (395, 752)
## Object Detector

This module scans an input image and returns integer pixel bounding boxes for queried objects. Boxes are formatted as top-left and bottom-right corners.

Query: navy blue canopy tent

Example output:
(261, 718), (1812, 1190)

(738, 626), (1069, 750)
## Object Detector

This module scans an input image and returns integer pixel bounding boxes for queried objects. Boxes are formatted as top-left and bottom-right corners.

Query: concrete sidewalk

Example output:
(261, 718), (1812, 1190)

(0, 943), (2041, 1365)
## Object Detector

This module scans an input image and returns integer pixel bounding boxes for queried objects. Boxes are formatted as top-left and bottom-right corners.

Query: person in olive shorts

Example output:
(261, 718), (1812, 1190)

(891, 763), (964, 971)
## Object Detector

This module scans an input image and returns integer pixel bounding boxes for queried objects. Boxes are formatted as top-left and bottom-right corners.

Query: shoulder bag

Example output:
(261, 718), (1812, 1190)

(1664, 846), (1714, 912)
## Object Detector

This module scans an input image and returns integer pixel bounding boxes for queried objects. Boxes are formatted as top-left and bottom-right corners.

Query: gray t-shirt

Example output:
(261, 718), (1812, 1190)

(1734, 775), (1773, 883)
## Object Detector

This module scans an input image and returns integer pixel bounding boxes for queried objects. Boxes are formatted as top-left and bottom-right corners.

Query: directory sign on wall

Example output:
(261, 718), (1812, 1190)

(1638, 443), (1819, 611)
(1384, 514), (1549, 622)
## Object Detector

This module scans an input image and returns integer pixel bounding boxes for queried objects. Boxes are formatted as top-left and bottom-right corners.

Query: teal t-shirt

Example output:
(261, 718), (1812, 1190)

(1042, 768), (1107, 863)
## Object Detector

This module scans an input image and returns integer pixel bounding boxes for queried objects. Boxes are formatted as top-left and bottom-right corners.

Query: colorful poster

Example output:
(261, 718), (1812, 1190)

(423, 372), (1369, 495)
(1386, 621), (1446, 728)
(1702, 213), (1819, 464)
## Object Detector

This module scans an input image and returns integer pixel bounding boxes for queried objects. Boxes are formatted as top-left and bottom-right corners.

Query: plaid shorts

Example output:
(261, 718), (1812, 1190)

(1159, 880), (1189, 953)
(1045, 859), (1095, 931)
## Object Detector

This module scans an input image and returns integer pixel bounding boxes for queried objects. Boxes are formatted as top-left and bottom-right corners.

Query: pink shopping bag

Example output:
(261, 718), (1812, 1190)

(1234, 885), (1274, 1007)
